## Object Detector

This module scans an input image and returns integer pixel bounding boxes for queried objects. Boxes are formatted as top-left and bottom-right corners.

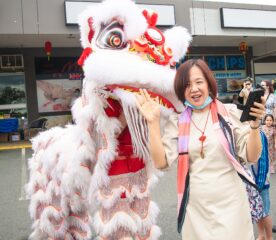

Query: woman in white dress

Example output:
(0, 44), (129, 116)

(136, 59), (266, 240)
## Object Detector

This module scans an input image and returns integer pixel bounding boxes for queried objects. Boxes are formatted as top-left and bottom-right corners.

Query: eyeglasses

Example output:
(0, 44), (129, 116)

(245, 83), (251, 86)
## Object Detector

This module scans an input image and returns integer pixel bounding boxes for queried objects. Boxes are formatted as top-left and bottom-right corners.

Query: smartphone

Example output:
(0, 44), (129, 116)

(240, 88), (264, 122)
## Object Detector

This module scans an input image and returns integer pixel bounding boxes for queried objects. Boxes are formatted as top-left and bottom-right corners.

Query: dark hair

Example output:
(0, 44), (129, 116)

(272, 79), (276, 91)
(174, 59), (217, 102)
(244, 77), (253, 84)
(264, 114), (274, 122)
(262, 80), (274, 94)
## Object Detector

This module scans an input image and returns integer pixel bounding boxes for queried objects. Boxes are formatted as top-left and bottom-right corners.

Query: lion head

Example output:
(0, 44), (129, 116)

(77, 0), (191, 97)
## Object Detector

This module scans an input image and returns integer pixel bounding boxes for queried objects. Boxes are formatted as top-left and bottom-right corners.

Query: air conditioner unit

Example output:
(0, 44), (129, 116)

(0, 55), (24, 69)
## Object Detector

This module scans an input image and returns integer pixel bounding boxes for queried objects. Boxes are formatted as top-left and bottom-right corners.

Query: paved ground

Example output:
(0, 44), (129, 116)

(0, 148), (276, 240)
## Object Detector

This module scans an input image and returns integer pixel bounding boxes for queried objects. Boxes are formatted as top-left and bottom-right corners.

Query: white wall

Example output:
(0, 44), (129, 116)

(194, 0), (276, 6)
(190, 7), (276, 37)
(253, 40), (276, 56)
(0, 0), (192, 35)
(0, 0), (24, 34)
(254, 62), (276, 74)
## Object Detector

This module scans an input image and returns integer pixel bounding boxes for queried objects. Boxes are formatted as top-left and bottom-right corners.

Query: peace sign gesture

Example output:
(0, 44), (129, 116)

(136, 89), (161, 123)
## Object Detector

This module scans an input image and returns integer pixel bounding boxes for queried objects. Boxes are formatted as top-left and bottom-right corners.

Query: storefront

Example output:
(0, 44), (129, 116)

(182, 49), (251, 102)
(0, 48), (82, 141)
(1, 0), (276, 137)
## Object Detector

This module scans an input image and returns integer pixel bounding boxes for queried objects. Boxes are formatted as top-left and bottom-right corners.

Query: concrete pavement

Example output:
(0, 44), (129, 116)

(0, 148), (275, 240)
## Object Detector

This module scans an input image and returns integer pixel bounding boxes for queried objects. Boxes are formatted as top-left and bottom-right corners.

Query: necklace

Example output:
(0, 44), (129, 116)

(190, 107), (211, 159)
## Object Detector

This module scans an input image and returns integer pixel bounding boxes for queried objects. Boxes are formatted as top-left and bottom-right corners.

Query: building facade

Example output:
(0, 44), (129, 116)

(0, 0), (276, 127)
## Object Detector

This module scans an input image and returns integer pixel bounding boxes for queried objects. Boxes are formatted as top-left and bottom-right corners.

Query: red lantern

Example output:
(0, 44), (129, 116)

(239, 41), (248, 55)
(45, 41), (52, 61)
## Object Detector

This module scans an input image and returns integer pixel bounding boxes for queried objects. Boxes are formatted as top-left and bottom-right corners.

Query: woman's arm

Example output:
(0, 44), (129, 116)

(239, 89), (245, 98)
(246, 124), (262, 163)
(246, 98), (266, 163)
(239, 83), (248, 98)
(148, 120), (168, 169)
(136, 89), (168, 169)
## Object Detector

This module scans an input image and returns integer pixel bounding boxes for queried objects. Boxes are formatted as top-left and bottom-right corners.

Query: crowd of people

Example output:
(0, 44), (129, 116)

(224, 75), (276, 240)
(238, 77), (276, 174)
(230, 76), (276, 240)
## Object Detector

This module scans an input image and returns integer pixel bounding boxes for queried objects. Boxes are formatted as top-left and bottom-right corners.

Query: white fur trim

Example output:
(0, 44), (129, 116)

(148, 225), (162, 240)
(93, 211), (138, 236)
(93, 170), (159, 210)
(164, 26), (192, 62)
(93, 201), (160, 237)
(83, 52), (176, 94)
(138, 201), (160, 232)
(28, 225), (48, 240)
(67, 214), (93, 239)
(78, 0), (147, 48)
(113, 88), (175, 114)
(27, 124), (98, 239)
(39, 207), (68, 236)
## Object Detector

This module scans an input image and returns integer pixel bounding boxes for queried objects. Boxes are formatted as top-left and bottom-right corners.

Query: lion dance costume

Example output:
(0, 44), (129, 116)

(27, 0), (191, 239)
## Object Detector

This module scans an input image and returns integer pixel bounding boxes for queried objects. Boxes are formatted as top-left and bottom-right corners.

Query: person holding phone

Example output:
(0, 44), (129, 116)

(261, 81), (276, 174)
(239, 77), (254, 105)
(261, 80), (276, 116)
(136, 59), (265, 239)
(251, 122), (273, 240)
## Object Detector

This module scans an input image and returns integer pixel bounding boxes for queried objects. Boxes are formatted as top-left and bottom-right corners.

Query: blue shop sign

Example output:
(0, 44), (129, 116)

(205, 55), (245, 71)
(226, 55), (245, 70)
(214, 71), (246, 79)
(205, 56), (225, 71)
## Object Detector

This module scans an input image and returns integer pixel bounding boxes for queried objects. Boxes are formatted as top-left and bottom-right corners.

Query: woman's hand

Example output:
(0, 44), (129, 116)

(136, 89), (167, 169)
(246, 96), (265, 163)
(136, 89), (160, 123)
(249, 96), (265, 128)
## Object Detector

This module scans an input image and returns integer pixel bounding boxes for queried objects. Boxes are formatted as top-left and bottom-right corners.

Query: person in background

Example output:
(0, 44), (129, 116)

(70, 88), (81, 108)
(271, 79), (276, 95)
(271, 78), (276, 234)
(239, 77), (254, 105)
(261, 114), (276, 174)
(136, 59), (265, 240)
(251, 128), (273, 240)
(261, 78), (276, 182)
(261, 80), (276, 117)
(232, 93), (240, 105)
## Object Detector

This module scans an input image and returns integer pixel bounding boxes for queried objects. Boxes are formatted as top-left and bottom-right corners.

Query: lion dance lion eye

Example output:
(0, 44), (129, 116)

(96, 21), (128, 50)
(108, 34), (122, 48)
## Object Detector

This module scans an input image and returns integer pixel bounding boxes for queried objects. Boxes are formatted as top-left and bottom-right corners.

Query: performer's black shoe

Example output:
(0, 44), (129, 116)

(272, 225), (276, 233)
